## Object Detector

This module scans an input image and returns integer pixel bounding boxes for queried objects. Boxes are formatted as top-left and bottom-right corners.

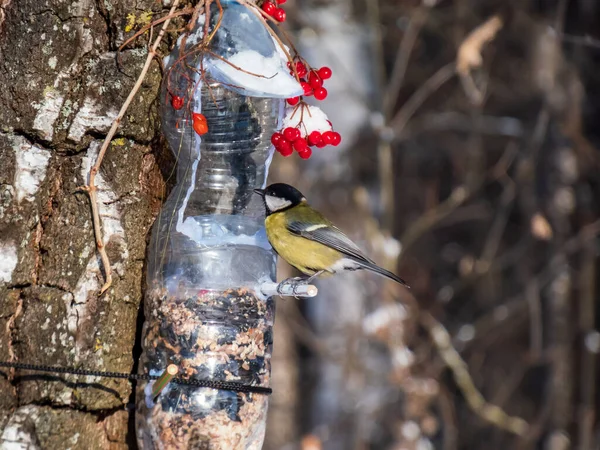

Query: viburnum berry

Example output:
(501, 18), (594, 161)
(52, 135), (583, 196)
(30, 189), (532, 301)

(293, 138), (308, 152)
(278, 143), (294, 157)
(308, 71), (323, 89)
(283, 127), (300, 142)
(313, 87), (328, 100)
(315, 139), (326, 148)
(278, 138), (292, 153)
(273, 8), (286, 22)
(277, 0), (287, 3)
(301, 81), (313, 96)
(322, 131), (335, 145)
(298, 148), (312, 159)
(171, 95), (184, 110)
(271, 132), (284, 146)
(331, 131), (342, 146)
(307, 131), (322, 146)
(318, 66), (332, 80)
(192, 113), (208, 135)
(296, 61), (308, 78)
(287, 96), (300, 106)
(262, 1), (276, 15)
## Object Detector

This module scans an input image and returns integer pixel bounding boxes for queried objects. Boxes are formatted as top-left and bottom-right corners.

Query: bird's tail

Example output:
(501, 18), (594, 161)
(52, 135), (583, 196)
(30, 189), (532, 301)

(357, 260), (409, 288)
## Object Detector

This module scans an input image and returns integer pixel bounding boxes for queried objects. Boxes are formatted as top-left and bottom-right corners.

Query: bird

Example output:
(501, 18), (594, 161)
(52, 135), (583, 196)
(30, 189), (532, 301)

(253, 183), (408, 288)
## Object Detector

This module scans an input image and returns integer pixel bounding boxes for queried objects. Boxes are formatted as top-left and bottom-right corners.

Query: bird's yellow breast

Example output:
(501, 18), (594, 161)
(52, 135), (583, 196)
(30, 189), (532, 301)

(265, 211), (340, 276)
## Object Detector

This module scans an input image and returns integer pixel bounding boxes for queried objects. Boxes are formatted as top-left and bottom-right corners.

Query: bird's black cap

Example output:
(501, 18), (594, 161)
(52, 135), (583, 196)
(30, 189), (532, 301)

(254, 183), (305, 202)
(253, 183), (306, 214)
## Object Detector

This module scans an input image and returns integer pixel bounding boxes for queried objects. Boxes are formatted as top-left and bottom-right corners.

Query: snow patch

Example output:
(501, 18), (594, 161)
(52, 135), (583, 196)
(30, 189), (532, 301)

(0, 241), (18, 283)
(207, 50), (303, 98)
(11, 135), (51, 203)
(0, 405), (41, 450)
(32, 88), (63, 140)
(68, 98), (118, 143)
(282, 105), (333, 135)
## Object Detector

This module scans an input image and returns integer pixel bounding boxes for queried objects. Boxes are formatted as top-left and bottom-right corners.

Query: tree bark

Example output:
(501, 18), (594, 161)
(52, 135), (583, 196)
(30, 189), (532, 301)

(0, 0), (163, 447)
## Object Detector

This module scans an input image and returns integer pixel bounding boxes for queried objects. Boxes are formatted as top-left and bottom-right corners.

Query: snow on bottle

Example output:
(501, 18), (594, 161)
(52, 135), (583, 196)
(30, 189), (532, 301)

(135, 2), (302, 448)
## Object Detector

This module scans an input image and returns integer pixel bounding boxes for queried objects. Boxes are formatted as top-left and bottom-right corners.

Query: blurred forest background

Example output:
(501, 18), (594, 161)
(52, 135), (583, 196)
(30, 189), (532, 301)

(0, 0), (599, 449)
(266, 0), (600, 449)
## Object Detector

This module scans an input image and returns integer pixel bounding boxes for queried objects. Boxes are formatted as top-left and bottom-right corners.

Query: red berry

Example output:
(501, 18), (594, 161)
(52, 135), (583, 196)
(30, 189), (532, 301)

(171, 95), (184, 110)
(313, 87), (328, 100)
(298, 148), (312, 159)
(296, 61), (308, 78)
(287, 96), (300, 106)
(273, 7), (286, 22)
(293, 138), (308, 152)
(278, 138), (292, 153)
(283, 127), (300, 141)
(322, 131), (335, 145)
(277, 0), (287, 3)
(301, 81), (313, 96)
(318, 66), (332, 80)
(262, 1), (276, 15)
(192, 113), (208, 135)
(308, 71), (323, 89)
(279, 143), (294, 157)
(315, 139), (326, 148)
(308, 131), (322, 146)
(271, 132), (283, 146)
(331, 131), (341, 146)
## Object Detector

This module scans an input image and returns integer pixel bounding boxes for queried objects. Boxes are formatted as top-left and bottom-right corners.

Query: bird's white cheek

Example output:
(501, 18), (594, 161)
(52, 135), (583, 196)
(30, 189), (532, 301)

(265, 195), (292, 211)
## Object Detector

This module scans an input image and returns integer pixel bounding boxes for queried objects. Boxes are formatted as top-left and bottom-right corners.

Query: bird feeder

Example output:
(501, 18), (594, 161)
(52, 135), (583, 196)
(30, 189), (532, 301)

(135, 2), (303, 448)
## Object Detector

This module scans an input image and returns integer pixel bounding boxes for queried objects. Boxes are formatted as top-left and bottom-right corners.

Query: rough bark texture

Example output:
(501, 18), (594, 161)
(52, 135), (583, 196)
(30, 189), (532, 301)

(0, 0), (164, 447)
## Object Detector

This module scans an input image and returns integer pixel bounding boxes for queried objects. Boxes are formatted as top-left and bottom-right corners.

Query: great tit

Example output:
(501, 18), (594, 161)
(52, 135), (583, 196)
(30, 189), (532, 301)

(254, 183), (408, 287)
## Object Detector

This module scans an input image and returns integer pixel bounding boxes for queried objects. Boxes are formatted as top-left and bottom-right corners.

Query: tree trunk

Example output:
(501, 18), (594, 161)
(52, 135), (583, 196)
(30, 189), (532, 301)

(0, 0), (163, 447)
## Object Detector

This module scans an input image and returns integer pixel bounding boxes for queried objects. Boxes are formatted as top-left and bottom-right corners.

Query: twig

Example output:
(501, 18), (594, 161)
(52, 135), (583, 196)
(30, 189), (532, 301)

(378, 37), (453, 237)
(438, 386), (458, 450)
(525, 278), (543, 361)
(397, 141), (517, 263)
(119, 7), (195, 51)
(459, 219), (600, 353)
(383, 3), (432, 117)
(577, 240), (596, 450)
(421, 312), (529, 436)
(389, 62), (456, 137)
(83, 0), (182, 294)
(456, 14), (503, 105)
(239, 0), (295, 67)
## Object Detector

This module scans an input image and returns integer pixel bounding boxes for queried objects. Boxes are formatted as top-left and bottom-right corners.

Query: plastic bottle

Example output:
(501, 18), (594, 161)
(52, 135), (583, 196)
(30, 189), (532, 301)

(135, 2), (301, 448)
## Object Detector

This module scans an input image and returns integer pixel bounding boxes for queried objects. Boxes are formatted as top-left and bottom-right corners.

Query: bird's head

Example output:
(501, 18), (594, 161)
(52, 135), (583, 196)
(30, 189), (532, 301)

(253, 183), (306, 215)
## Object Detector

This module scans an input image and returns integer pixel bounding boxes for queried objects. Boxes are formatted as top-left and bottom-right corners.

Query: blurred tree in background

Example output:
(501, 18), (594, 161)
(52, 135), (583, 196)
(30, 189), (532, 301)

(266, 0), (600, 449)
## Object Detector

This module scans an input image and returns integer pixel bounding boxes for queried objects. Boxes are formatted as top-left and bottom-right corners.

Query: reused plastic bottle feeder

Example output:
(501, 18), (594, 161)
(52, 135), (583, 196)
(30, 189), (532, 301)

(136, 3), (302, 448)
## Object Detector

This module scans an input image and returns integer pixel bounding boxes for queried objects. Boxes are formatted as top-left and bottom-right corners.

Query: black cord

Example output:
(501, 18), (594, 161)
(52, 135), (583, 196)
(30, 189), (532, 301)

(0, 361), (272, 395)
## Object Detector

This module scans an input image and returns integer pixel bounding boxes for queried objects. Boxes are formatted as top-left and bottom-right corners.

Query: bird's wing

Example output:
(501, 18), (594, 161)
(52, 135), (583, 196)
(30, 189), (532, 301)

(287, 220), (375, 264)
(288, 218), (409, 287)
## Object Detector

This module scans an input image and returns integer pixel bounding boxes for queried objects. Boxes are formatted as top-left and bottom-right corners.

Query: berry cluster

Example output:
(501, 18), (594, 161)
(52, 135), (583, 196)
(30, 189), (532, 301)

(268, 57), (340, 159)
(261, 0), (286, 22)
(286, 60), (332, 104)
(271, 126), (341, 159)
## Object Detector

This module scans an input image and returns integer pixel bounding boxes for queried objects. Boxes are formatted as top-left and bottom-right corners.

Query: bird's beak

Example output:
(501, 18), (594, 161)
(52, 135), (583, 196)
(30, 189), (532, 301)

(253, 188), (265, 197)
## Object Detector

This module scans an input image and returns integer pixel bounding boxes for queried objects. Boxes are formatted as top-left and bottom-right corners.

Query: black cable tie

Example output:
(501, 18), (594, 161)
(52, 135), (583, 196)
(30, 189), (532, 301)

(0, 361), (272, 395)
